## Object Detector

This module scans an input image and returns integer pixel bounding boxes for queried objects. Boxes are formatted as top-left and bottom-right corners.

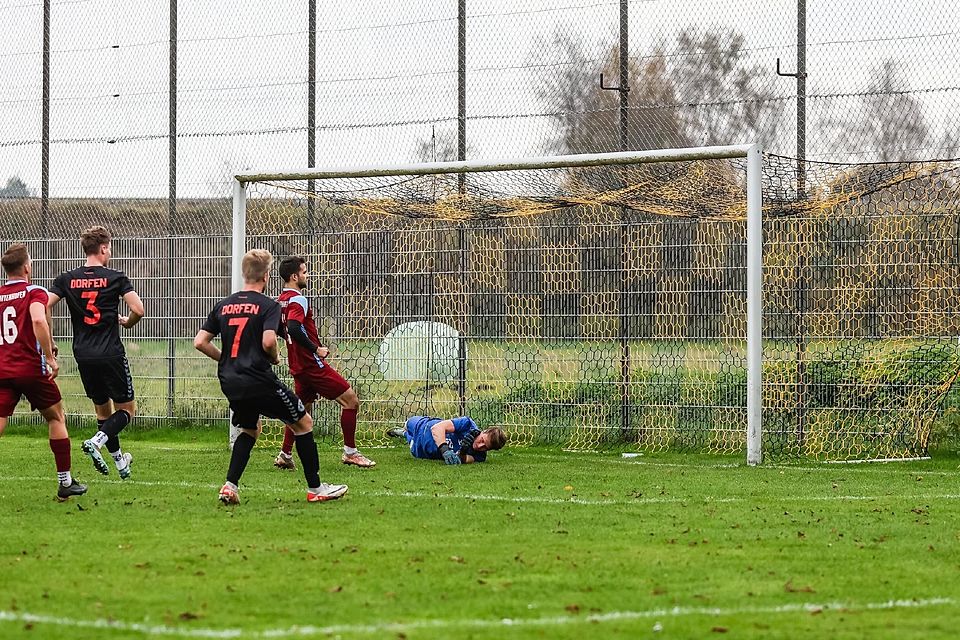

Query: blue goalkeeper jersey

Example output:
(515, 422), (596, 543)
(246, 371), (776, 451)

(404, 416), (487, 462)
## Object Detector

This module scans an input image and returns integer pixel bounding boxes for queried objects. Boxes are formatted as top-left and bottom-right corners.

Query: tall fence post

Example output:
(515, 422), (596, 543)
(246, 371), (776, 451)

(794, 0), (808, 447)
(457, 0), (468, 416)
(42, 0), (50, 237)
(307, 0), (316, 231)
(617, 0), (632, 440)
(166, 0), (177, 420)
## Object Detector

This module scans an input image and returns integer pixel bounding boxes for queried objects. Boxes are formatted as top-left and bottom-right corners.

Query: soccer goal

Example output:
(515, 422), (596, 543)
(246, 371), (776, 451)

(231, 146), (960, 464)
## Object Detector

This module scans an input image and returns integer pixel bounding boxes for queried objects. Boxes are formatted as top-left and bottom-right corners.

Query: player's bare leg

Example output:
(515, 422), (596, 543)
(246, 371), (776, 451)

(335, 388), (375, 468)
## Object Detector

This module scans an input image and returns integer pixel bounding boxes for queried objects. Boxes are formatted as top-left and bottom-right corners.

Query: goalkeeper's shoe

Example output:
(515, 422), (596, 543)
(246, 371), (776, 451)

(306, 483), (348, 502)
(56, 479), (87, 502)
(81, 439), (109, 476)
(385, 427), (405, 439)
(342, 451), (376, 468)
(218, 484), (240, 505)
(274, 452), (296, 470)
(117, 452), (133, 480)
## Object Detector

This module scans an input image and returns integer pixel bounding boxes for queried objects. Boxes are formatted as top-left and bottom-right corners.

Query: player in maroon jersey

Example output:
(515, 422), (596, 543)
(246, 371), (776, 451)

(194, 249), (347, 505)
(0, 244), (86, 501)
(48, 226), (144, 480)
(272, 256), (376, 470)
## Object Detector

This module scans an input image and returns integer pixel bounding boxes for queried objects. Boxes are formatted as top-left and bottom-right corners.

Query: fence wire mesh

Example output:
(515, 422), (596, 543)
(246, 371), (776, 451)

(1, 1), (959, 454)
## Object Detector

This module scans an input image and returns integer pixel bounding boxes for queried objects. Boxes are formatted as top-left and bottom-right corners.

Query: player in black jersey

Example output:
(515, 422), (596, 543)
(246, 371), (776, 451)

(194, 249), (348, 505)
(48, 226), (144, 480)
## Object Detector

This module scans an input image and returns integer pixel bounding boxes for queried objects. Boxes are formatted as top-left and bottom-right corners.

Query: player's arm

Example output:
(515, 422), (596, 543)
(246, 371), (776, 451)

(263, 329), (280, 365)
(287, 318), (328, 359)
(430, 420), (462, 465)
(286, 298), (328, 358)
(193, 329), (221, 362)
(29, 300), (58, 379)
(44, 302), (58, 356)
(119, 290), (145, 329)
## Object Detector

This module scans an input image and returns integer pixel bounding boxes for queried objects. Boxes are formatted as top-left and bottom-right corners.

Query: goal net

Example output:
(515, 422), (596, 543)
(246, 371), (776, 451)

(234, 147), (960, 463)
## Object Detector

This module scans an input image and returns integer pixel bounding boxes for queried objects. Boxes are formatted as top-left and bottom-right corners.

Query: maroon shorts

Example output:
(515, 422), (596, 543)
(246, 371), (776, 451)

(0, 376), (63, 416)
(293, 364), (351, 404)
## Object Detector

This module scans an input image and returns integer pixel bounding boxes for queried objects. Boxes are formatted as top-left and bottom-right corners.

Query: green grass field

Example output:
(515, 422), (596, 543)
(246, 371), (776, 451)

(2, 428), (959, 639)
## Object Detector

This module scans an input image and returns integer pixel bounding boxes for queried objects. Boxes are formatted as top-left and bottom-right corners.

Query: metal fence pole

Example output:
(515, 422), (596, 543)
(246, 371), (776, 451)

(457, 0), (468, 416)
(618, 0), (632, 439)
(795, 0), (808, 447)
(167, 0), (177, 420)
(307, 0), (316, 230)
(42, 0), (50, 237)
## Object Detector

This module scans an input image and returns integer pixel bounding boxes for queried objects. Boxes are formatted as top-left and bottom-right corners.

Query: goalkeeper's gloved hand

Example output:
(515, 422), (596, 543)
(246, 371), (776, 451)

(460, 426), (481, 451)
(438, 443), (461, 465)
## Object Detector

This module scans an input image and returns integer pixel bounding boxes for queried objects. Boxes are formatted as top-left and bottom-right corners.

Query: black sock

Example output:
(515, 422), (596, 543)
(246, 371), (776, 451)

(294, 431), (321, 488)
(101, 410), (131, 438)
(227, 432), (256, 486)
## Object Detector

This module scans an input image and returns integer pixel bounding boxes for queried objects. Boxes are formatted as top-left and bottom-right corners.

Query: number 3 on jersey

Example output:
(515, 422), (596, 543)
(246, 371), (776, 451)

(227, 317), (249, 358)
(80, 290), (101, 325)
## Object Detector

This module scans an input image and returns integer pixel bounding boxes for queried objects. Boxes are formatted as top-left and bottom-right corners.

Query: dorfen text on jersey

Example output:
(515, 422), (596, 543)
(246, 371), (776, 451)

(221, 303), (260, 316)
(70, 277), (108, 289)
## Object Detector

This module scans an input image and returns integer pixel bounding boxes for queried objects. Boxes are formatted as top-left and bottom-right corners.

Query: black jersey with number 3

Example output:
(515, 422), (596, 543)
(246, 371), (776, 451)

(201, 290), (282, 398)
(50, 265), (135, 360)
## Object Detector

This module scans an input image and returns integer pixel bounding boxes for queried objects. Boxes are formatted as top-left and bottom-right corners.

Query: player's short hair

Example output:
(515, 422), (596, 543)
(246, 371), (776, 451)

(278, 255), (306, 282)
(484, 427), (508, 451)
(80, 226), (112, 256)
(1, 243), (29, 276)
(242, 249), (274, 284)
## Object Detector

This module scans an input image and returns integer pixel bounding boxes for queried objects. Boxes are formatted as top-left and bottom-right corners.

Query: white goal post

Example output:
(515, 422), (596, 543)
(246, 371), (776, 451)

(231, 145), (764, 465)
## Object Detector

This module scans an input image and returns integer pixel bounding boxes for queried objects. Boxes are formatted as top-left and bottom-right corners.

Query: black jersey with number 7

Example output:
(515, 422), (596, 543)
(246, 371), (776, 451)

(201, 290), (282, 397)
(50, 265), (135, 360)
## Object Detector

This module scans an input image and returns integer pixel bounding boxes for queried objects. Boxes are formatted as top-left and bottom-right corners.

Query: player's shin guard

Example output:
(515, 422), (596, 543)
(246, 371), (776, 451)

(227, 432), (256, 486)
(340, 408), (358, 449)
(294, 431), (321, 488)
(101, 409), (131, 438)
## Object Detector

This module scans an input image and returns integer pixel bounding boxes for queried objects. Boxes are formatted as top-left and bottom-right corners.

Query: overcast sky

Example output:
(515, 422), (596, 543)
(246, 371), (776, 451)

(1, 0), (957, 198)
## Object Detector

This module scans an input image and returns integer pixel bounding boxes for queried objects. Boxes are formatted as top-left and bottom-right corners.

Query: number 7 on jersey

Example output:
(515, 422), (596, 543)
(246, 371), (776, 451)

(227, 317), (248, 358)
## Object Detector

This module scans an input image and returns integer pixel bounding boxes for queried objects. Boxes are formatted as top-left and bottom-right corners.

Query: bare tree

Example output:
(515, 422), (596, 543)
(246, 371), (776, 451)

(669, 28), (779, 148)
(826, 59), (933, 162)
(0, 176), (31, 198)
(535, 34), (688, 155)
(535, 27), (778, 155)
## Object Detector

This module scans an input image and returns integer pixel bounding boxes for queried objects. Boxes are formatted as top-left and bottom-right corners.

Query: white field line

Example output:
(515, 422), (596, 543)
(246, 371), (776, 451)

(522, 451), (960, 475)
(0, 598), (954, 638)
(3, 475), (960, 506)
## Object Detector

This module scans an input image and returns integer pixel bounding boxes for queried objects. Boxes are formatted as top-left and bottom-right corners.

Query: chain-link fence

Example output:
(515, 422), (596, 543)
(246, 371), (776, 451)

(1, 1), (958, 444)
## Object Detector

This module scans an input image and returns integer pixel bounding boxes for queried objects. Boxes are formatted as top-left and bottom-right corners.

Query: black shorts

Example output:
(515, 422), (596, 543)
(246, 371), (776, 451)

(229, 384), (306, 430)
(76, 356), (135, 405)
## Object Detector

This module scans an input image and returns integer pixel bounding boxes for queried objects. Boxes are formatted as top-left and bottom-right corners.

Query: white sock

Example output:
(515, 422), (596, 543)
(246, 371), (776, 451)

(112, 451), (127, 468)
(57, 470), (72, 487)
(224, 481), (238, 491)
(344, 446), (358, 456)
(278, 451), (292, 459)
(90, 431), (109, 449)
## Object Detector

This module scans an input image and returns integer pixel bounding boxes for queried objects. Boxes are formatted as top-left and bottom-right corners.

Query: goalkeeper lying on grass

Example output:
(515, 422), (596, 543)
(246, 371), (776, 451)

(387, 416), (507, 464)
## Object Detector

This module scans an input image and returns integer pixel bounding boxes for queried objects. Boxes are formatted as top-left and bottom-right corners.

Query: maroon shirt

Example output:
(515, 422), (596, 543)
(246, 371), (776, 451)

(0, 280), (52, 378)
